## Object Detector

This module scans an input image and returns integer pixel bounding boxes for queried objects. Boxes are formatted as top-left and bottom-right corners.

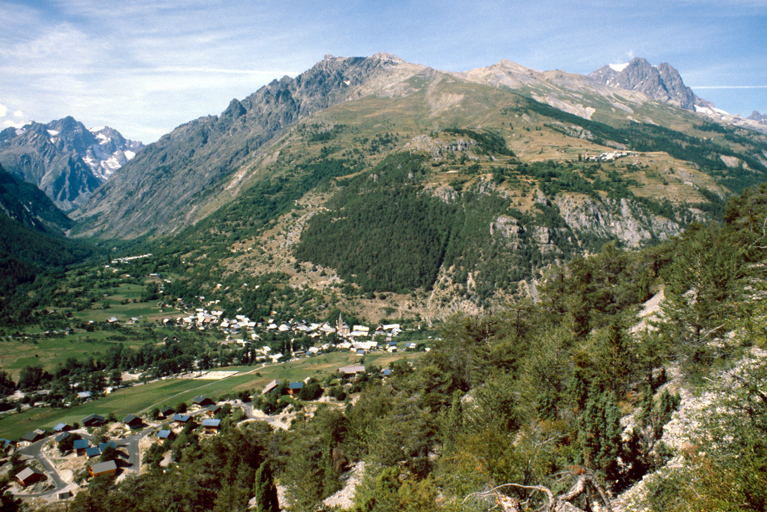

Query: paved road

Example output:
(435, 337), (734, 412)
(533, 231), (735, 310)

(13, 395), (293, 499)
(14, 427), (153, 499)
(17, 437), (68, 498)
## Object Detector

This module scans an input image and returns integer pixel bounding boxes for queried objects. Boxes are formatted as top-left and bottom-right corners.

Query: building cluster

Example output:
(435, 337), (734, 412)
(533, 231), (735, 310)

(583, 151), (635, 162)
(11, 394), (232, 495)
(158, 306), (407, 359)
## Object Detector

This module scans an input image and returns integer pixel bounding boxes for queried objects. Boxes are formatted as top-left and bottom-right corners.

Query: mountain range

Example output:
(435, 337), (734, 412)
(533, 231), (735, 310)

(0, 117), (143, 211)
(3, 53), (767, 319)
(61, 53), (767, 318)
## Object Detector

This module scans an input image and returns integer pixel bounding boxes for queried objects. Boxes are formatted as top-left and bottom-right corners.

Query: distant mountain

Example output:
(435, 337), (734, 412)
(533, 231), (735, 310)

(65, 53), (767, 319)
(749, 111), (767, 124)
(589, 58), (707, 111)
(0, 117), (143, 211)
(0, 163), (73, 235)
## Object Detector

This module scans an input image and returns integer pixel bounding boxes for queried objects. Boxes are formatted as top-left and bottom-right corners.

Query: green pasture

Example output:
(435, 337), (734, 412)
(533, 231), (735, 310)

(0, 349), (425, 440)
(0, 331), (160, 379)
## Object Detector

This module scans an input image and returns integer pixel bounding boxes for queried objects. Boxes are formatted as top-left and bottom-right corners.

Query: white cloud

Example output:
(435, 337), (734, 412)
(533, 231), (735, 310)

(0, 103), (6, 117)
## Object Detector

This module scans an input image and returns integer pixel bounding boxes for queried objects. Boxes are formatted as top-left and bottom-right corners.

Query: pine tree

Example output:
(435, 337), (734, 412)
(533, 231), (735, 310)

(253, 460), (279, 512)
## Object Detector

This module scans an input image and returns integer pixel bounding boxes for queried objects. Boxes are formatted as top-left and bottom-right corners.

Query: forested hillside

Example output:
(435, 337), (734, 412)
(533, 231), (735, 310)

(53, 182), (767, 512)
(0, 166), (97, 324)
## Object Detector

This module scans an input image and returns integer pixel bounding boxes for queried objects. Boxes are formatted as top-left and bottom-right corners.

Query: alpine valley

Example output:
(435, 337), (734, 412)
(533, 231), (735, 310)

(3, 53), (767, 512)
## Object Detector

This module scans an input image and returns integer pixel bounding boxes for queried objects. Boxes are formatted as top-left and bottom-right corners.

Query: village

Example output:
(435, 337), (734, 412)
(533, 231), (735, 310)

(1, 350), (406, 507)
(0, 265), (431, 508)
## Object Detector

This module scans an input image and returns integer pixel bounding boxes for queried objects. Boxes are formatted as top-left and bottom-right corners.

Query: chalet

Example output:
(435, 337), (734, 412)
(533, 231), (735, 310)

(20, 431), (44, 444)
(52, 422), (71, 433)
(173, 414), (192, 425)
(338, 365), (366, 377)
(73, 439), (90, 455)
(262, 379), (280, 394)
(82, 414), (106, 427)
(0, 439), (15, 450)
(55, 432), (71, 443)
(205, 404), (222, 417)
(351, 325), (370, 337)
(122, 414), (143, 429)
(201, 418), (221, 431)
(355, 349), (365, 356)
(160, 406), (176, 418)
(58, 490), (72, 500)
(287, 382), (304, 396)
(89, 460), (118, 478)
(85, 446), (101, 458)
(382, 369), (393, 377)
(193, 395), (214, 407)
(99, 441), (117, 452)
(15, 467), (45, 487)
(157, 429), (174, 440)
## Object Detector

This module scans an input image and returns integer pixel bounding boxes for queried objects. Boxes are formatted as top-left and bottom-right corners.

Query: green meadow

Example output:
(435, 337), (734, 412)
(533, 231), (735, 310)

(0, 348), (424, 440)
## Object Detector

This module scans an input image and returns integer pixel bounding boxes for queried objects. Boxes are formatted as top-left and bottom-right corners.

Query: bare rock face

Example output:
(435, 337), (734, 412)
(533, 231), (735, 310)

(0, 117), (142, 211)
(589, 58), (698, 111)
(554, 194), (682, 248)
(749, 111), (767, 124)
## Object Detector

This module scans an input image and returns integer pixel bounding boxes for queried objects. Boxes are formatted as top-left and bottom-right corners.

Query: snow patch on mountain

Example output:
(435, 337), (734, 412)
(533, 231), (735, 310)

(86, 126), (144, 181)
(609, 62), (629, 72)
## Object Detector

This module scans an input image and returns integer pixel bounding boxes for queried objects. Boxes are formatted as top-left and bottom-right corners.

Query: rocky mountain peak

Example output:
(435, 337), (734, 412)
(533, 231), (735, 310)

(589, 57), (698, 110)
(0, 117), (142, 210)
(748, 111), (767, 124)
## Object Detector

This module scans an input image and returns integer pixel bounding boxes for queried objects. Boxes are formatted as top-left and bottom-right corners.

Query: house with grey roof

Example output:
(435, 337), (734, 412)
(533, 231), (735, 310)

(15, 467), (45, 487)
(89, 460), (117, 478)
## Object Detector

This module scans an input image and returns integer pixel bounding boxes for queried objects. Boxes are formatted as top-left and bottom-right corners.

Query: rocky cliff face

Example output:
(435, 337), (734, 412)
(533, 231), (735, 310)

(0, 117), (142, 211)
(749, 111), (767, 124)
(589, 58), (703, 111)
(553, 194), (682, 248)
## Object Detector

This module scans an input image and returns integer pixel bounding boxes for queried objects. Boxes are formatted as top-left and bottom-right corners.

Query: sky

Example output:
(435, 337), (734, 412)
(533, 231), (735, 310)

(1, 0), (766, 143)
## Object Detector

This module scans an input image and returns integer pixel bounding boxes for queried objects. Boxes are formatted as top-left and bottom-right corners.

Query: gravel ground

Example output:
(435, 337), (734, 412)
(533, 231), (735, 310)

(323, 461), (365, 510)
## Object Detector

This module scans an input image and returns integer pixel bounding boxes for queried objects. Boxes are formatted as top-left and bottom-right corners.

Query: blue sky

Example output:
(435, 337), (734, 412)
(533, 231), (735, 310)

(1, 0), (765, 143)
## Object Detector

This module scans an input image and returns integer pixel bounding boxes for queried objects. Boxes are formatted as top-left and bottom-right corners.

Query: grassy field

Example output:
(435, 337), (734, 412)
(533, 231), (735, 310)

(0, 349), (425, 440)
(0, 333), (159, 379)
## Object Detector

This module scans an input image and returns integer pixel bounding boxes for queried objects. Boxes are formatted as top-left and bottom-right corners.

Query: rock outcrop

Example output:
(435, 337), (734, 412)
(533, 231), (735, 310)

(589, 58), (703, 111)
(554, 194), (681, 248)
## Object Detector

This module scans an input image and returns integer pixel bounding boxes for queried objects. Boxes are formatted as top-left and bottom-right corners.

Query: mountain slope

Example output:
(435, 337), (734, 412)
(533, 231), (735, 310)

(66, 53), (767, 318)
(74, 54), (767, 240)
(0, 117), (143, 211)
(70, 53), (426, 238)
(0, 163), (73, 235)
